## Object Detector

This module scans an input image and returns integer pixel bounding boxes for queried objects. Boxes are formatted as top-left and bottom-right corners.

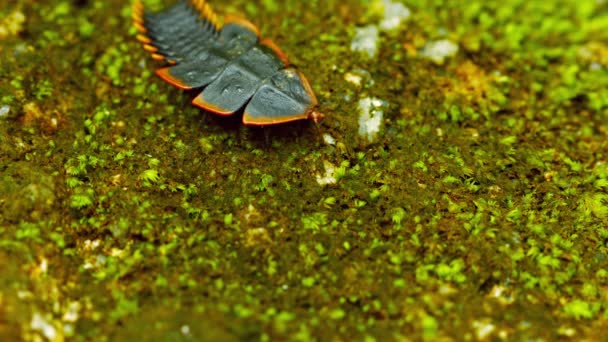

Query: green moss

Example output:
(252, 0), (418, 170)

(1, 0), (607, 340)
(139, 169), (160, 184)
(69, 193), (94, 209)
(563, 300), (596, 320)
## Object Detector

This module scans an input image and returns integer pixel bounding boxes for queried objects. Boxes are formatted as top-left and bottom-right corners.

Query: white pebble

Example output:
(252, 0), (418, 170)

(351, 25), (379, 58)
(62, 302), (80, 323)
(323, 134), (336, 146)
(473, 320), (496, 340)
(31, 313), (58, 341)
(316, 161), (337, 186)
(420, 39), (459, 64)
(181, 325), (191, 335)
(344, 72), (363, 87)
(380, 0), (411, 31)
(0, 105), (9, 117)
(358, 97), (384, 142)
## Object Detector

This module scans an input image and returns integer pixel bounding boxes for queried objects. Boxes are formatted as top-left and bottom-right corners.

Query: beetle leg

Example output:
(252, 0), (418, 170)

(263, 127), (271, 147)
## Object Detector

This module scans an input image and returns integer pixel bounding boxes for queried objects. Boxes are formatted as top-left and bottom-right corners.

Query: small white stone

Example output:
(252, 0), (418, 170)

(358, 97), (384, 142)
(473, 320), (495, 340)
(40, 258), (48, 273)
(380, 0), (410, 31)
(344, 72), (363, 87)
(345, 69), (374, 89)
(62, 302), (80, 323)
(95, 255), (107, 266)
(244, 204), (259, 223)
(0, 105), (9, 117)
(31, 313), (58, 341)
(63, 323), (75, 336)
(489, 285), (505, 298)
(420, 39), (459, 64)
(18, 290), (33, 299)
(351, 25), (379, 58)
(181, 325), (191, 335)
(323, 134), (336, 146)
(316, 161), (337, 186)
(13, 44), (28, 56)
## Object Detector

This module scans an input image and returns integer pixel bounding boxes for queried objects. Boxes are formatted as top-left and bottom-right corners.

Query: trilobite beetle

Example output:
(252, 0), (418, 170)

(132, 0), (324, 126)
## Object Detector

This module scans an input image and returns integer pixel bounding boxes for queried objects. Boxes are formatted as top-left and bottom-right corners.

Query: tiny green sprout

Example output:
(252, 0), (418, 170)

(442, 175), (459, 184)
(234, 304), (253, 318)
(581, 283), (597, 299)
(79, 19), (95, 39)
(139, 169), (160, 185)
(500, 136), (517, 145)
(15, 222), (41, 241)
(110, 294), (139, 322)
(323, 197), (336, 208)
(93, 107), (110, 124)
(464, 178), (480, 193)
(155, 275), (168, 288)
(35, 79), (53, 100)
(369, 189), (381, 200)
(114, 152), (125, 162)
(506, 208), (522, 222)
(147, 158), (160, 168)
(537, 254), (560, 269)
(174, 140), (187, 150)
(388, 252), (402, 265)
(393, 278), (406, 288)
(563, 156), (583, 173)
(391, 207), (406, 225)
(579, 193), (608, 218)
(343, 241), (351, 251)
(302, 213), (328, 231)
(413, 160), (428, 172)
(10, 75), (23, 89)
(335, 161), (350, 181)
(224, 213), (233, 225)
(449, 106), (461, 122)
(261, 0), (278, 12)
(52, 2), (71, 17)
(422, 314), (438, 339)
(301, 276), (315, 287)
(329, 308), (345, 320)
(65, 177), (84, 188)
(594, 179), (608, 189)
(563, 299), (594, 319)
(70, 193), (93, 209)
(198, 137), (214, 154)
(258, 174), (274, 192)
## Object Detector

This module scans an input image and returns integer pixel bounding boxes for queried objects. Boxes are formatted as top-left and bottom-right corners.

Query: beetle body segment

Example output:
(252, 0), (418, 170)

(133, 0), (323, 126)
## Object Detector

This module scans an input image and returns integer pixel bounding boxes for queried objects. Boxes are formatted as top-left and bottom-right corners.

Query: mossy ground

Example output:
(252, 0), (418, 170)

(1, 0), (608, 340)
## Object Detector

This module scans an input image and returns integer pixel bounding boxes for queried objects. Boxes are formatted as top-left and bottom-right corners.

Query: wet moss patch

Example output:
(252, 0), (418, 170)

(1, 0), (607, 340)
